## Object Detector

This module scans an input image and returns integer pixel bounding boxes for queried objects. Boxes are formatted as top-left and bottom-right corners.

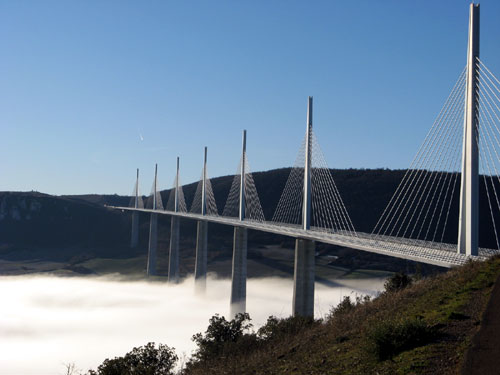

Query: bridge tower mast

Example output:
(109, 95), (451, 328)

(131, 168), (140, 248)
(239, 130), (246, 221)
(458, 3), (480, 256)
(147, 164), (158, 276)
(202, 147), (207, 216)
(303, 97), (312, 230)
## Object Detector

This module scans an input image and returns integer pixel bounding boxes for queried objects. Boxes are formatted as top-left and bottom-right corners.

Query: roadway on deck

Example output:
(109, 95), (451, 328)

(109, 206), (495, 268)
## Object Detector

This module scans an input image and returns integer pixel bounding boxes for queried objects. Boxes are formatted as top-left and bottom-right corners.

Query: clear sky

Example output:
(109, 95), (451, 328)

(1, 1), (500, 196)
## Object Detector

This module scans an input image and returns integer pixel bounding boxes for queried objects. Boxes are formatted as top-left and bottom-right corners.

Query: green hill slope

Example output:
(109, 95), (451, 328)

(183, 256), (500, 375)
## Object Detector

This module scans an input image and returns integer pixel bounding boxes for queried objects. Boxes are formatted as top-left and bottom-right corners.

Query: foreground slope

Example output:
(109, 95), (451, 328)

(185, 256), (500, 375)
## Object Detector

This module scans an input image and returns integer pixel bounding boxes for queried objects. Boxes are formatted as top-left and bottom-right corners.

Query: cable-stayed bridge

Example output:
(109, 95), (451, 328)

(109, 4), (500, 317)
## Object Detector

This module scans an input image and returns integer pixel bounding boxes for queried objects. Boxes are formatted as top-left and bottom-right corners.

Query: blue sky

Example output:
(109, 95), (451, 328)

(1, 1), (500, 195)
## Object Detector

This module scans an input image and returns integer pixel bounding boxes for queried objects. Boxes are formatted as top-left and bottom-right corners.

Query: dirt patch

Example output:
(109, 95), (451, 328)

(461, 274), (500, 374)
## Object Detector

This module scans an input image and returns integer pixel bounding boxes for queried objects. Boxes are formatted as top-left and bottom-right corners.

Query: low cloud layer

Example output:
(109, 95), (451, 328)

(0, 274), (385, 374)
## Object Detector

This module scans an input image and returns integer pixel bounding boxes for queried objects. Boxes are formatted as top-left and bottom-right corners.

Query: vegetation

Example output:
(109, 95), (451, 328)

(383, 271), (413, 293)
(181, 256), (500, 374)
(85, 342), (177, 375)
(189, 313), (254, 363)
(257, 315), (318, 342)
(183, 313), (318, 372)
(367, 317), (436, 360)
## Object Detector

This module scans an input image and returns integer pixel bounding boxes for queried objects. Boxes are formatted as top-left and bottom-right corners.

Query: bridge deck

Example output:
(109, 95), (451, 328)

(109, 206), (499, 268)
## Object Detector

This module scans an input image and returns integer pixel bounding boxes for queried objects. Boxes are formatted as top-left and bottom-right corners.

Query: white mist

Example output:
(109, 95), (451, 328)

(0, 275), (385, 374)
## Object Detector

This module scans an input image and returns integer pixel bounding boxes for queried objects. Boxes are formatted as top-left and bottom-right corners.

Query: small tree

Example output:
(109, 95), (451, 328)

(257, 315), (316, 341)
(190, 313), (253, 362)
(63, 363), (82, 375)
(328, 296), (356, 319)
(87, 342), (177, 375)
(384, 272), (413, 293)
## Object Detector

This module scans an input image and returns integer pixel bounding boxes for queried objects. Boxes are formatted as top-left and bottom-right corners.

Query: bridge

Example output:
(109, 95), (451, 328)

(108, 4), (500, 317)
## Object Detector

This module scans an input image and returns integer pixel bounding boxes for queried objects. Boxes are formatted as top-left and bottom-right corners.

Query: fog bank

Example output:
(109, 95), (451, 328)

(0, 274), (385, 374)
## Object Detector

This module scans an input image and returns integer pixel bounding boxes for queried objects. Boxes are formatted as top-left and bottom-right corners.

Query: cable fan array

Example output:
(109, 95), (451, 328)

(128, 180), (144, 209)
(272, 128), (356, 235)
(372, 60), (500, 252)
(145, 173), (163, 210)
(139, 155), (264, 219)
(372, 68), (466, 248)
(222, 156), (265, 222)
(476, 58), (500, 251)
(165, 173), (187, 212)
(142, 171), (218, 215)
(190, 169), (218, 216)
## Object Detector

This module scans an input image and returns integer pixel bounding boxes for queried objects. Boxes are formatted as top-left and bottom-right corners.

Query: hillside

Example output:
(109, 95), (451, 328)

(182, 256), (500, 375)
(0, 191), (131, 262)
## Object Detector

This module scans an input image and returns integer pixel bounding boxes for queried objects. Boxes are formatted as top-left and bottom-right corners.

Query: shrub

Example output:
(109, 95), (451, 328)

(87, 342), (178, 375)
(327, 295), (371, 321)
(368, 317), (436, 360)
(190, 313), (254, 363)
(384, 272), (413, 293)
(328, 296), (356, 319)
(257, 315), (317, 341)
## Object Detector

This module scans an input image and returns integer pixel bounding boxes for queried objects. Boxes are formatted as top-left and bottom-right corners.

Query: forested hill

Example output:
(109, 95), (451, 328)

(1, 168), (499, 256)
(0, 191), (130, 261)
(66, 167), (500, 249)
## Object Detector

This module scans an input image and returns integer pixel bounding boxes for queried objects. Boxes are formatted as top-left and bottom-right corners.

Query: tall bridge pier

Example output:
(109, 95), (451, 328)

(231, 226), (247, 316)
(293, 96), (315, 317)
(230, 130), (248, 317)
(168, 157), (181, 283)
(147, 164), (159, 276)
(458, 3), (480, 256)
(293, 239), (315, 317)
(195, 221), (208, 291)
(194, 147), (209, 293)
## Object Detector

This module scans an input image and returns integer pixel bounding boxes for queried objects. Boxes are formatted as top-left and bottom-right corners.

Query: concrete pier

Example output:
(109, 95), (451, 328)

(292, 97), (315, 317)
(194, 220), (208, 293)
(131, 211), (139, 248)
(230, 226), (247, 317)
(292, 238), (315, 317)
(147, 213), (157, 276)
(168, 216), (180, 283)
